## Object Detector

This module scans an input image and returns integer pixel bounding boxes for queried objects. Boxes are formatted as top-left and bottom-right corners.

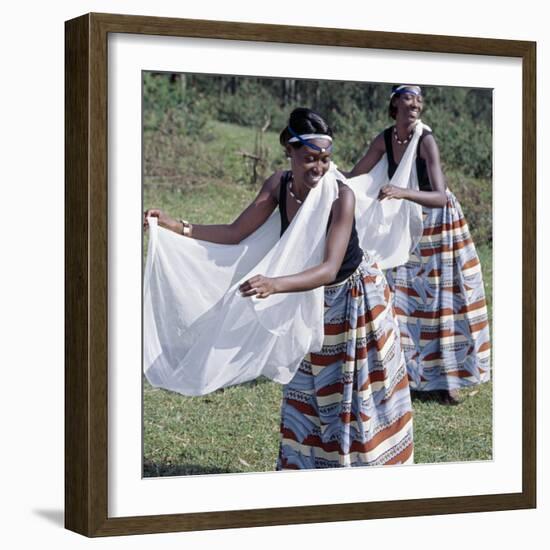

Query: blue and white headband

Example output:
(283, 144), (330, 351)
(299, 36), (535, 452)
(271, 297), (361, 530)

(287, 126), (333, 153)
(390, 85), (422, 99)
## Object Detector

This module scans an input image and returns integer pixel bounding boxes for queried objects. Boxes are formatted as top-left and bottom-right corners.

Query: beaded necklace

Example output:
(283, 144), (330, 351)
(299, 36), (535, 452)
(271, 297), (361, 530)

(288, 180), (303, 204)
(393, 126), (413, 145)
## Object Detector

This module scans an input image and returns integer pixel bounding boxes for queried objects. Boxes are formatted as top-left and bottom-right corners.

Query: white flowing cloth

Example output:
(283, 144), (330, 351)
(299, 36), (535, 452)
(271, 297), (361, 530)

(341, 121), (427, 269)
(143, 122), (427, 396)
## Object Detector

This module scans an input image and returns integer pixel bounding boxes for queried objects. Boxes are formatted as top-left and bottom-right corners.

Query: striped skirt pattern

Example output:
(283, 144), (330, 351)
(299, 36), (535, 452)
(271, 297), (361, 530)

(385, 191), (491, 392)
(277, 255), (414, 470)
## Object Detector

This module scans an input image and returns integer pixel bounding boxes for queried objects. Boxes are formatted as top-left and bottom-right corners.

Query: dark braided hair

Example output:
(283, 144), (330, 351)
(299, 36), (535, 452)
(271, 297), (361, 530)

(279, 107), (333, 149)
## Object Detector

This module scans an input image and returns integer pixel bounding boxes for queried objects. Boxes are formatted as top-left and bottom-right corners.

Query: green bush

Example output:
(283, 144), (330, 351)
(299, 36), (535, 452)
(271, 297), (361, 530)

(446, 170), (492, 246)
(143, 73), (493, 205)
(425, 104), (492, 179)
(143, 72), (212, 138)
(214, 79), (286, 130)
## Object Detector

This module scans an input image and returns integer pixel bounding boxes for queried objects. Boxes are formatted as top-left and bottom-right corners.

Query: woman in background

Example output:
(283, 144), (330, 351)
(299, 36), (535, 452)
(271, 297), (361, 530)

(348, 85), (491, 405)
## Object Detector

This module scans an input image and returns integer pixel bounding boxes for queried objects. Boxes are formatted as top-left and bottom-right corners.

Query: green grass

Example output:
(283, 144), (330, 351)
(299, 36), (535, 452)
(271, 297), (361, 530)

(145, 177), (258, 225)
(411, 382), (492, 464)
(144, 379), (282, 476)
(143, 120), (493, 476)
(144, 120), (285, 191)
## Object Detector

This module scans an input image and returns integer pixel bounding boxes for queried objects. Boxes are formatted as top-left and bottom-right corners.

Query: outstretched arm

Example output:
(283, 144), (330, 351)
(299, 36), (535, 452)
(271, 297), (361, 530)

(339, 133), (385, 178)
(239, 183), (356, 298)
(144, 171), (281, 244)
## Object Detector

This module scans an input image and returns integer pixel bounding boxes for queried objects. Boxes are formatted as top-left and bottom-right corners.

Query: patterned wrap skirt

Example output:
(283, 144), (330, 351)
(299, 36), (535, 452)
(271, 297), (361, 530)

(385, 191), (491, 392)
(277, 255), (414, 470)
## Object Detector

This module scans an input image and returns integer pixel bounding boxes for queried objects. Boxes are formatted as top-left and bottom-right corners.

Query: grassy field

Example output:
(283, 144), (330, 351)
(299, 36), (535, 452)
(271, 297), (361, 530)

(143, 121), (493, 476)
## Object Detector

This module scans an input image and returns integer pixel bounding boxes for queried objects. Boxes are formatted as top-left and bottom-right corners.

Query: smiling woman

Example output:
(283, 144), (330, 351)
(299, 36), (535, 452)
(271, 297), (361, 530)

(143, 107), (414, 470)
(348, 84), (491, 405)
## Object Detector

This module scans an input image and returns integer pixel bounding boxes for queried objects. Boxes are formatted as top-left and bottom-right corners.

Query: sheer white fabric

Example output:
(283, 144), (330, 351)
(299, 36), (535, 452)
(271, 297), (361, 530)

(341, 121), (427, 269)
(143, 123), (426, 396)
(144, 166), (339, 396)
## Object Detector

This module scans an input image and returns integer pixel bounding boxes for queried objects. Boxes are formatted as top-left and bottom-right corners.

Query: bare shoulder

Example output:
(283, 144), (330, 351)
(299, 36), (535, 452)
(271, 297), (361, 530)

(367, 132), (387, 159)
(335, 180), (356, 210)
(263, 170), (285, 189)
(419, 132), (440, 159)
(422, 132), (438, 146)
(262, 170), (286, 200)
(370, 131), (386, 151)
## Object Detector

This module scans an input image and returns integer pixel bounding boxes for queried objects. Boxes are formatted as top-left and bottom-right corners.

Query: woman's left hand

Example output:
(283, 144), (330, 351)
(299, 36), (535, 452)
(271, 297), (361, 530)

(378, 185), (407, 201)
(239, 275), (278, 299)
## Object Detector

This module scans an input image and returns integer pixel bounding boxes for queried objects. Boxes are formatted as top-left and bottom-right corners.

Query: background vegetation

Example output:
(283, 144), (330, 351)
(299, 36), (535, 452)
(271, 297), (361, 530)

(143, 73), (493, 476)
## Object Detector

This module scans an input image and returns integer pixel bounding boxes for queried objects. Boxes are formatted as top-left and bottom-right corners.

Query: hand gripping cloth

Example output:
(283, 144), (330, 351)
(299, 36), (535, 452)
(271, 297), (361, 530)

(144, 165), (338, 396)
(341, 121), (427, 269)
(144, 123), (426, 396)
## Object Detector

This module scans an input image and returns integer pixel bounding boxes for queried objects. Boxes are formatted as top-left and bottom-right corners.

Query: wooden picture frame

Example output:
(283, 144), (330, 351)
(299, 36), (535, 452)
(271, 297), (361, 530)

(65, 12), (536, 537)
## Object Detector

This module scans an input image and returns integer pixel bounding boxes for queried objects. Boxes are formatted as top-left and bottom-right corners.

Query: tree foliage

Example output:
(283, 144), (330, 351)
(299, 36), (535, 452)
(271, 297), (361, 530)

(143, 73), (493, 246)
(144, 72), (492, 179)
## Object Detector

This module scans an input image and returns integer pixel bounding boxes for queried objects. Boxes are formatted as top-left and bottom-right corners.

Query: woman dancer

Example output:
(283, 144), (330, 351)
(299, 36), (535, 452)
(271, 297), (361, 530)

(144, 107), (413, 469)
(348, 85), (491, 405)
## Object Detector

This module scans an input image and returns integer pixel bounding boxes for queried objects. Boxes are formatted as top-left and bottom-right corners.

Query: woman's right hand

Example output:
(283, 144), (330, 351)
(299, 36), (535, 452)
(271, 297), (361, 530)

(143, 208), (174, 231)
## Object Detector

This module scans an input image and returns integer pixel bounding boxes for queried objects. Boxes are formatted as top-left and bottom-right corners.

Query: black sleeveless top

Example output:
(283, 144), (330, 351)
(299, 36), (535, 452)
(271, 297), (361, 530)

(278, 172), (363, 284)
(383, 127), (432, 191)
